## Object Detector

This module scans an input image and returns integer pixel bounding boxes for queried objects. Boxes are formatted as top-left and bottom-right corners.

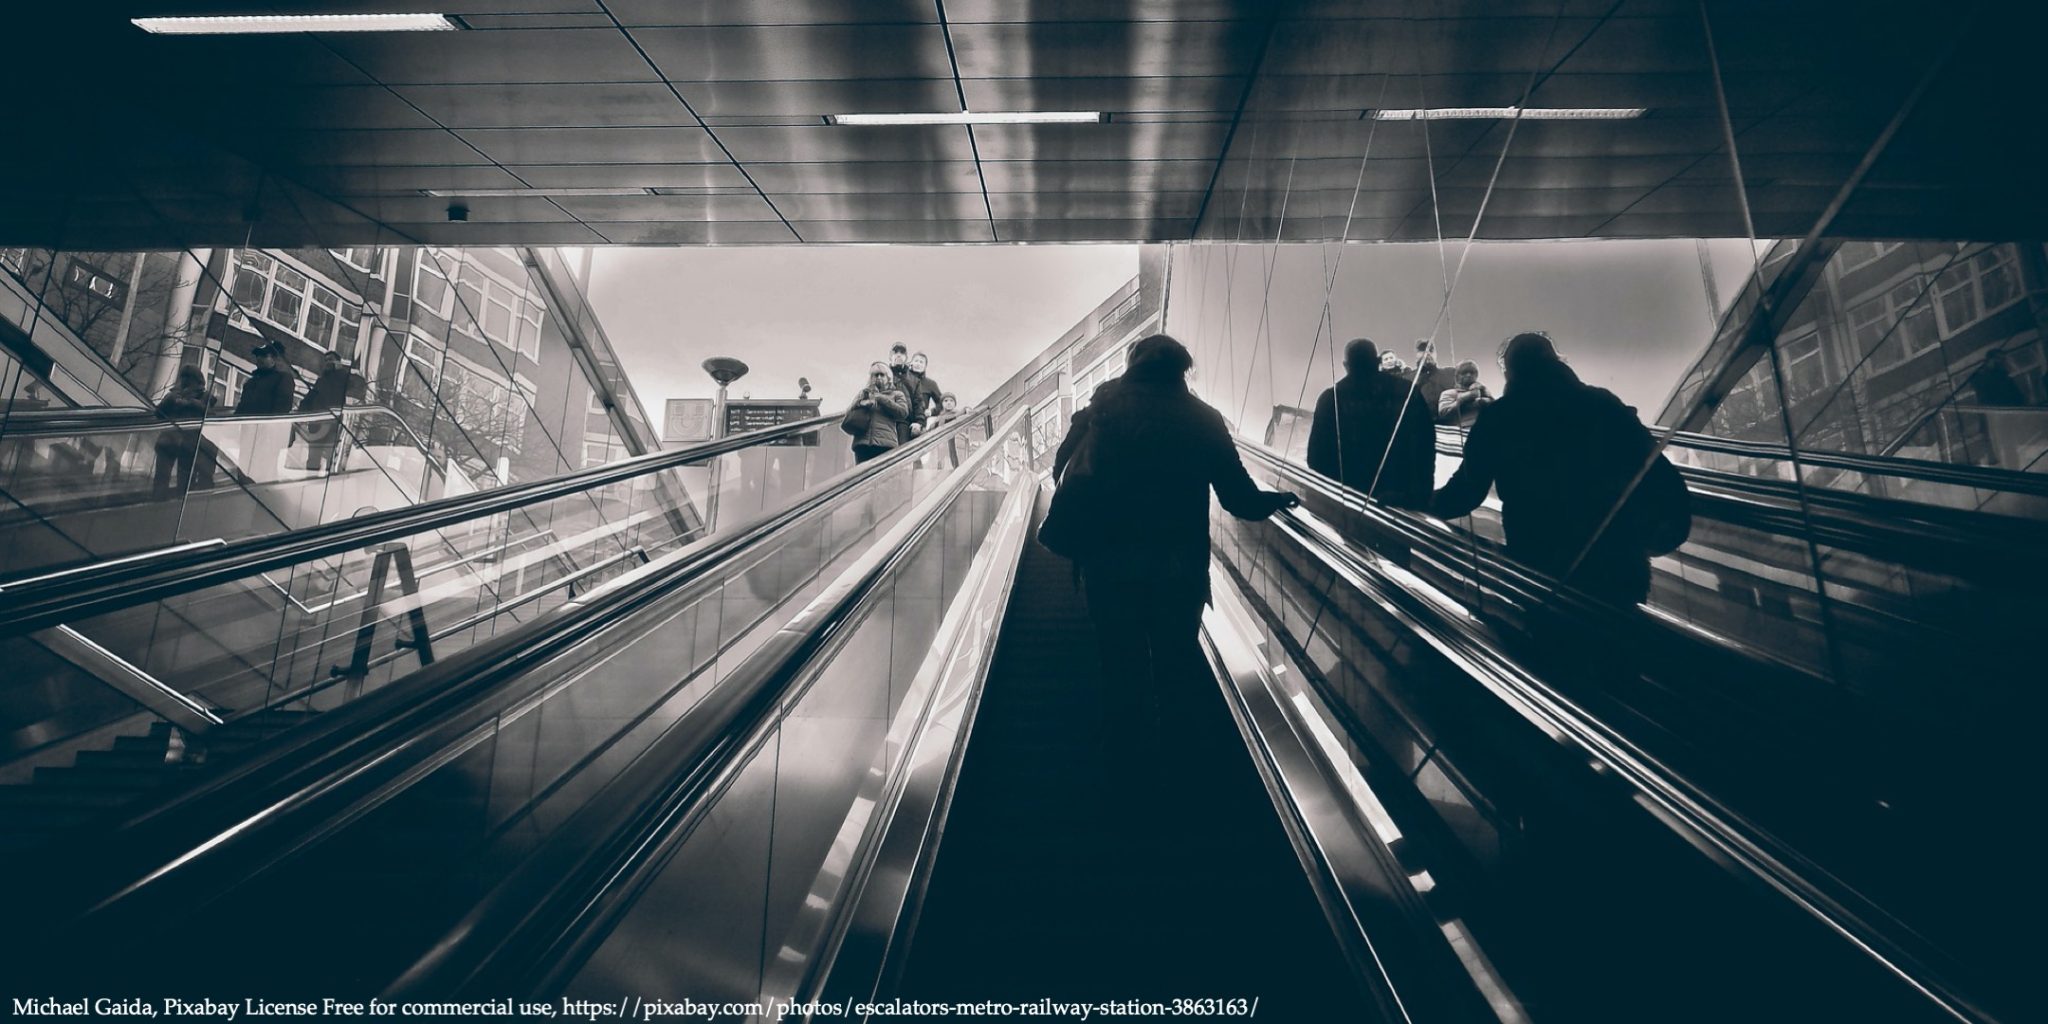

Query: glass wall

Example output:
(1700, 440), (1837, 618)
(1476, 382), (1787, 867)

(0, 240), (673, 570)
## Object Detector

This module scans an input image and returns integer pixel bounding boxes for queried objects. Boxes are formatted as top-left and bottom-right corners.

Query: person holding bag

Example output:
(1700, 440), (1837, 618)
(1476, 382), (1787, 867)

(1040, 334), (1297, 776)
(844, 361), (912, 464)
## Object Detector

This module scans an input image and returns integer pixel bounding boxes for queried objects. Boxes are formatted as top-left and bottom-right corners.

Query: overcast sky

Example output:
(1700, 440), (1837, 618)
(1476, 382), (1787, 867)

(585, 246), (1141, 422)
(585, 239), (1765, 442)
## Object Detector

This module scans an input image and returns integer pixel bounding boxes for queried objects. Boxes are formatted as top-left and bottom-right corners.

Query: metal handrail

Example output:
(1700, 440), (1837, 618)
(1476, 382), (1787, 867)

(381, 407), (1030, 998)
(1260, 499), (1994, 1024)
(23, 409), (993, 926)
(0, 413), (844, 636)
(1434, 422), (2048, 501)
(1428, 427), (2048, 584)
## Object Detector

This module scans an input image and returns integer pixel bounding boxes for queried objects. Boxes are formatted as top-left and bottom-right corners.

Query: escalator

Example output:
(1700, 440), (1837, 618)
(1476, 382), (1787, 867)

(0, 398), (2023, 1022)
(0, 411), (856, 856)
(0, 405), (461, 578)
(896, 532), (1362, 1015)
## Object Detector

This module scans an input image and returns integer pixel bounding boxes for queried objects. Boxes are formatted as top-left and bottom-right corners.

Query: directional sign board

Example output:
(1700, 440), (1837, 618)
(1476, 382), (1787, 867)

(725, 399), (822, 446)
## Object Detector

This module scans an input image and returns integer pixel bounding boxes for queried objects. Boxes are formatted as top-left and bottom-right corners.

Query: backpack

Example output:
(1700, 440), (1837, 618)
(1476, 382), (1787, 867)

(1036, 416), (1103, 560)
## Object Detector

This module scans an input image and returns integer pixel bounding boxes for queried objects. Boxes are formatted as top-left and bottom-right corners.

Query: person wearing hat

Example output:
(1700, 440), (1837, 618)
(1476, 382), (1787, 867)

(234, 342), (299, 416)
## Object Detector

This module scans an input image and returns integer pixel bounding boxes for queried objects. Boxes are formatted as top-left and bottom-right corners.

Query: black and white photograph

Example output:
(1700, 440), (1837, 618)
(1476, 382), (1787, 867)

(1, 2), (2040, 1021)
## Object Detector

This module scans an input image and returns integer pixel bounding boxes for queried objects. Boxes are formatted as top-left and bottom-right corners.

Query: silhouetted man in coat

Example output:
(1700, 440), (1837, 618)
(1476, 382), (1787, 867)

(1305, 338), (1437, 509)
(1431, 332), (1667, 606)
(1051, 334), (1296, 775)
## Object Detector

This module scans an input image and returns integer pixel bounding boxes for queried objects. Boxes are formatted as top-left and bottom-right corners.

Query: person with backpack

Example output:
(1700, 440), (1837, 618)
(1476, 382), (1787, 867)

(1042, 334), (1297, 768)
(844, 360), (912, 464)
(1431, 332), (1691, 607)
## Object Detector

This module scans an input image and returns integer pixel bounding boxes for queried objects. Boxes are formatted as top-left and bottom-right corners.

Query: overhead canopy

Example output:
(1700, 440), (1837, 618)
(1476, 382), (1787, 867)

(7, 0), (2044, 247)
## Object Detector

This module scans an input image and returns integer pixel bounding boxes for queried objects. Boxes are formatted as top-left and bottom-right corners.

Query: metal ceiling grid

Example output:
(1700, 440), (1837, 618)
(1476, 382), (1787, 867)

(3, 1), (2042, 247)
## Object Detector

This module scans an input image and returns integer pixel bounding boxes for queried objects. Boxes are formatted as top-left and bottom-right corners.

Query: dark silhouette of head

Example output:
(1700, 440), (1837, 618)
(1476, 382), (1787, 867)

(1126, 333), (1194, 381)
(1500, 331), (1573, 389)
(176, 365), (205, 391)
(1455, 360), (1480, 388)
(1342, 338), (1380, 377)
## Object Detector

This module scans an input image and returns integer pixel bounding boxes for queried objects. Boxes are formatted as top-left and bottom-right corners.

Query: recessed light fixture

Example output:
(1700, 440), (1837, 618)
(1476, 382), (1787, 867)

(132, 13), (460, 34)
(826, 111), (1105, 126)
(1370, 106), (1647, 121)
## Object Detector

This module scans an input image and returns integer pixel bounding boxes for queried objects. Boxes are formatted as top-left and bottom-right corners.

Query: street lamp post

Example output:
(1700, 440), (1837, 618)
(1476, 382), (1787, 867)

(700, 357), (749, 530)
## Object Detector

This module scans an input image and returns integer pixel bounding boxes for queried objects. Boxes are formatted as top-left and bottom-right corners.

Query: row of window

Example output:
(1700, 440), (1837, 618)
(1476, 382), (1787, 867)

(414, 252), (545, 362)
(229, 251), (365, 359)
(1843, 244), (2022, 373)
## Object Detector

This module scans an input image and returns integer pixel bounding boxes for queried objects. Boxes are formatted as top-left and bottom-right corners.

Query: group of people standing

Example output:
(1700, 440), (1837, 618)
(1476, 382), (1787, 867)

(1306, 332), (1686, 606)
(151, 343), (360, 500)
(845, 343), (960, 463)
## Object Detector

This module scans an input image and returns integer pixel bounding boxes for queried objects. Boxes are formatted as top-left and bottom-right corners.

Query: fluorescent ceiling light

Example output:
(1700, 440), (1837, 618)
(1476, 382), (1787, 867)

(827, 111), (1105, 126)
(132, 13), (460, 35)
(423, 187), (653, 198)
(1371, 106), (1646, 121)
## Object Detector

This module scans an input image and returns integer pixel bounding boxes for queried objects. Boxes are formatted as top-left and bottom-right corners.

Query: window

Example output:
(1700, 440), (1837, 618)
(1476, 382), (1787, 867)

(65, 258), (126, 304)
(1835, 241), (1903, 274)
(1850, 280), (1939, 372)
(1931, 244), (2022, 337)
(229, 252), (270, 313)
(0, 248), (26, 273)
(414, 258), (452, 319)
(337, 303), (363, 362)
(1781, 330), (1825, 401)
(330, 247), (376, 271)
(514, 305), (545, 361)
(265, 266), (306, 331)
(484, 295), (513, 345)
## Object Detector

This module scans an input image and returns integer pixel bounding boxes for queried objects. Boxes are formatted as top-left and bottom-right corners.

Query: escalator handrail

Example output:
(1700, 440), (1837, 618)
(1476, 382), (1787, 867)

(384, 408), (1031, 998)
(1242, 441), (1861, 707)
(0, 413), (843, 636)
(1437, 422), (2048, 500)
(1259, 493), (1995, 1024)
(1430, 429), (2048, 582)
(29, 407), (997, 925)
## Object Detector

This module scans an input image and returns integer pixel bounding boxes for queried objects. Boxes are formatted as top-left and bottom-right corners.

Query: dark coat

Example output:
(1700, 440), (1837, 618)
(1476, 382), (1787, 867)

(1053, 372), (1291, 596)
(234, 365), (297, 416)
(899, 369), (944, 428)
(154, 385), (212, 451)
(850, 379), (913, 449)
(1305, 371), (1437, 509)
(1431, 366), (1661, 605)
(299, 367), (352, 413)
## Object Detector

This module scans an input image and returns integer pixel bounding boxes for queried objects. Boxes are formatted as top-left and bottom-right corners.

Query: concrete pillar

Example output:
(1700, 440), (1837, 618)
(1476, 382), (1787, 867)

(148, 248), (208, 399)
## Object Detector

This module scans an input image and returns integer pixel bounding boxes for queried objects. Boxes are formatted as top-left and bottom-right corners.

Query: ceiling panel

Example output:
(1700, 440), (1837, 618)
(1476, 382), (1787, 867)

(767, 193), (990, 221)
(631, 24), (954, 82)
(508, 163), (753, 189)
(454, 127), (725, 165)
(549, 194), (782, 222)
(606, 1), (939, 27)
(6, 1), (2035, 245)
(980, 160), (1215, 193)
(713, 125), (977, 164)
(668, 79), (959, 117)
(948, 21), (1269, 78)
(971, 123), (1232, 162)
(597, 220), (799, 243)
(792, 220), (997, 243)
(394, 83), (696, 128)
(322, 29), (662, 85)
(742, 161), (985, 193)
